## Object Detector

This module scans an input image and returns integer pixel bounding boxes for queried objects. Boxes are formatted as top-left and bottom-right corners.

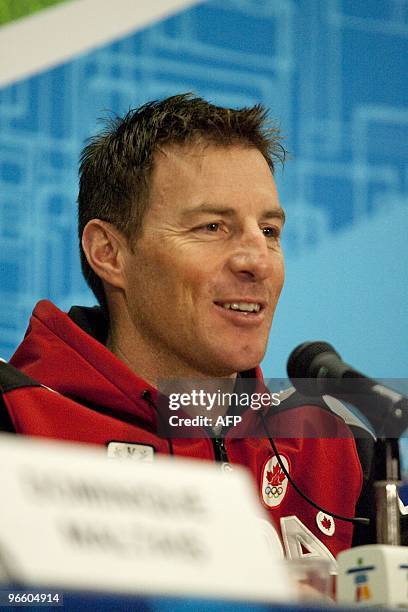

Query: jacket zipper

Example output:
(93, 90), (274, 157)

(212, 437), (229, 463)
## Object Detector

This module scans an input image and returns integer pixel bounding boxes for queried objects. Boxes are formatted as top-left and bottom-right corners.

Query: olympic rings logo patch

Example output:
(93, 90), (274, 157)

(261, 454), (290, 509)
(264, 485), (283, 498)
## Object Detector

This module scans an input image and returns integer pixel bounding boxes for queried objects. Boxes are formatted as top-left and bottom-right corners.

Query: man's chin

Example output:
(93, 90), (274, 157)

(211, 350), (265, 377)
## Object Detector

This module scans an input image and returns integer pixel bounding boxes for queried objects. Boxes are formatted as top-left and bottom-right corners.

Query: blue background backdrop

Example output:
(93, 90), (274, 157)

(0, 1), (406, 383)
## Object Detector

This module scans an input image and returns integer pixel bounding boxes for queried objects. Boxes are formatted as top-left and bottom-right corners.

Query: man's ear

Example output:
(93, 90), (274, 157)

(81, 219), (128, 290)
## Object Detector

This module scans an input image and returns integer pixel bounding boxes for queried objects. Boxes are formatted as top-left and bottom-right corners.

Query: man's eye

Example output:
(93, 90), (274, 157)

(262, 226), (280, 239)
(204, 222), (220, 232)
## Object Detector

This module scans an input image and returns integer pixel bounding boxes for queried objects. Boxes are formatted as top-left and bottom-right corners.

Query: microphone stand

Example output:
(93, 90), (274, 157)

(373, 438), (401, 546)
(357, 390), (407, 546)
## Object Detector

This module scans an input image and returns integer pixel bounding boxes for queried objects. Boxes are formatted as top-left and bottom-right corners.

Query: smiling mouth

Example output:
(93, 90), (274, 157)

(214, 301), (264, 314)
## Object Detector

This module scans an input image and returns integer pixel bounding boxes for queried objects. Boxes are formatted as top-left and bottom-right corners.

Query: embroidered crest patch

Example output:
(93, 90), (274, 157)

(316, 511), (335, 536)
(261, 454), (290, 508)
(107, 442), (154, 462)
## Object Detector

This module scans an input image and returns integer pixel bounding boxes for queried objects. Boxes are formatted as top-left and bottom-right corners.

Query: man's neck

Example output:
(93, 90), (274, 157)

(106, 320), (236, 388)
(106, 308), (238, 419)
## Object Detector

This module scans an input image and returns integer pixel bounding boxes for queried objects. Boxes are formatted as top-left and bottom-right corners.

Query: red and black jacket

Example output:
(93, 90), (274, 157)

(0, 300), (377, 558)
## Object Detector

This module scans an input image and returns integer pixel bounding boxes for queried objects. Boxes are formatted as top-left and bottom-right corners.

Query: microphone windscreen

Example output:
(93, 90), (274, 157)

(287, 341), (339, 379)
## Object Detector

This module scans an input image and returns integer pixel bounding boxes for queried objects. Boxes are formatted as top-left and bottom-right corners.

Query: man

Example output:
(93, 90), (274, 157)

(0, 94), (374, 562)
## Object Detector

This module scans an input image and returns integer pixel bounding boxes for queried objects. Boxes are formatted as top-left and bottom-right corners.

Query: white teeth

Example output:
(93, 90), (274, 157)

(221, 302), (261, 313)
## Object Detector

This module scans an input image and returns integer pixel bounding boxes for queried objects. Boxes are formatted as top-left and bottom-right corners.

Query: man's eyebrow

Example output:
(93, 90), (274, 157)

(181, 205), (236, 218)
(264, 207), (286, 224)
(181, 204), (286, 224)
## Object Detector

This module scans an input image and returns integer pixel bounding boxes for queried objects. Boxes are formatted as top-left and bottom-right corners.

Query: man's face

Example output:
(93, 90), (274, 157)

(122, 143), (285, 378)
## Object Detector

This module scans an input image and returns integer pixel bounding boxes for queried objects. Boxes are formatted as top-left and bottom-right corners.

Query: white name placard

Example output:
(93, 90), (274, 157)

(0, 434), (290, 602)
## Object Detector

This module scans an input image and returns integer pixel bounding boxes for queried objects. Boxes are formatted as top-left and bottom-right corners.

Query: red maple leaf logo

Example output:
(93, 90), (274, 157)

(266, 463), (286, 486)
(321, 516), (332, 530)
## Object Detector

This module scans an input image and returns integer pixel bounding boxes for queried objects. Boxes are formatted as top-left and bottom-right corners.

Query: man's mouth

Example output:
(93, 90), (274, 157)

(214, 301), (264, 314)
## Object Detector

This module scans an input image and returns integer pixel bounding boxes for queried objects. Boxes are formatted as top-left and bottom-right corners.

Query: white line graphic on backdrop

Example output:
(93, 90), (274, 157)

(0, 0), (201, 87)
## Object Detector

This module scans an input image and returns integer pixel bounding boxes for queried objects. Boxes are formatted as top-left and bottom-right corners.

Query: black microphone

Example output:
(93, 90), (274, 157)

(287, 341), (408, 437)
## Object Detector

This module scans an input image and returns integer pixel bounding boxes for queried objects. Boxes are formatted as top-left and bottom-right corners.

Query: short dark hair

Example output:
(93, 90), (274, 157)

(78, 93), (286, 309)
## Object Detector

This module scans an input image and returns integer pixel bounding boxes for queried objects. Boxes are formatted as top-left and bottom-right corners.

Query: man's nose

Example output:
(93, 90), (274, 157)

(227, 228), (274, 282)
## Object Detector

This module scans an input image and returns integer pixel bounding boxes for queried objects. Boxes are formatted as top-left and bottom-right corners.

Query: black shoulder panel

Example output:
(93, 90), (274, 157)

(275, 387), (329, 414)
(0, 360), (42, 433)
(0, 360), (41, 393)
(276, 387), (376, 439)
